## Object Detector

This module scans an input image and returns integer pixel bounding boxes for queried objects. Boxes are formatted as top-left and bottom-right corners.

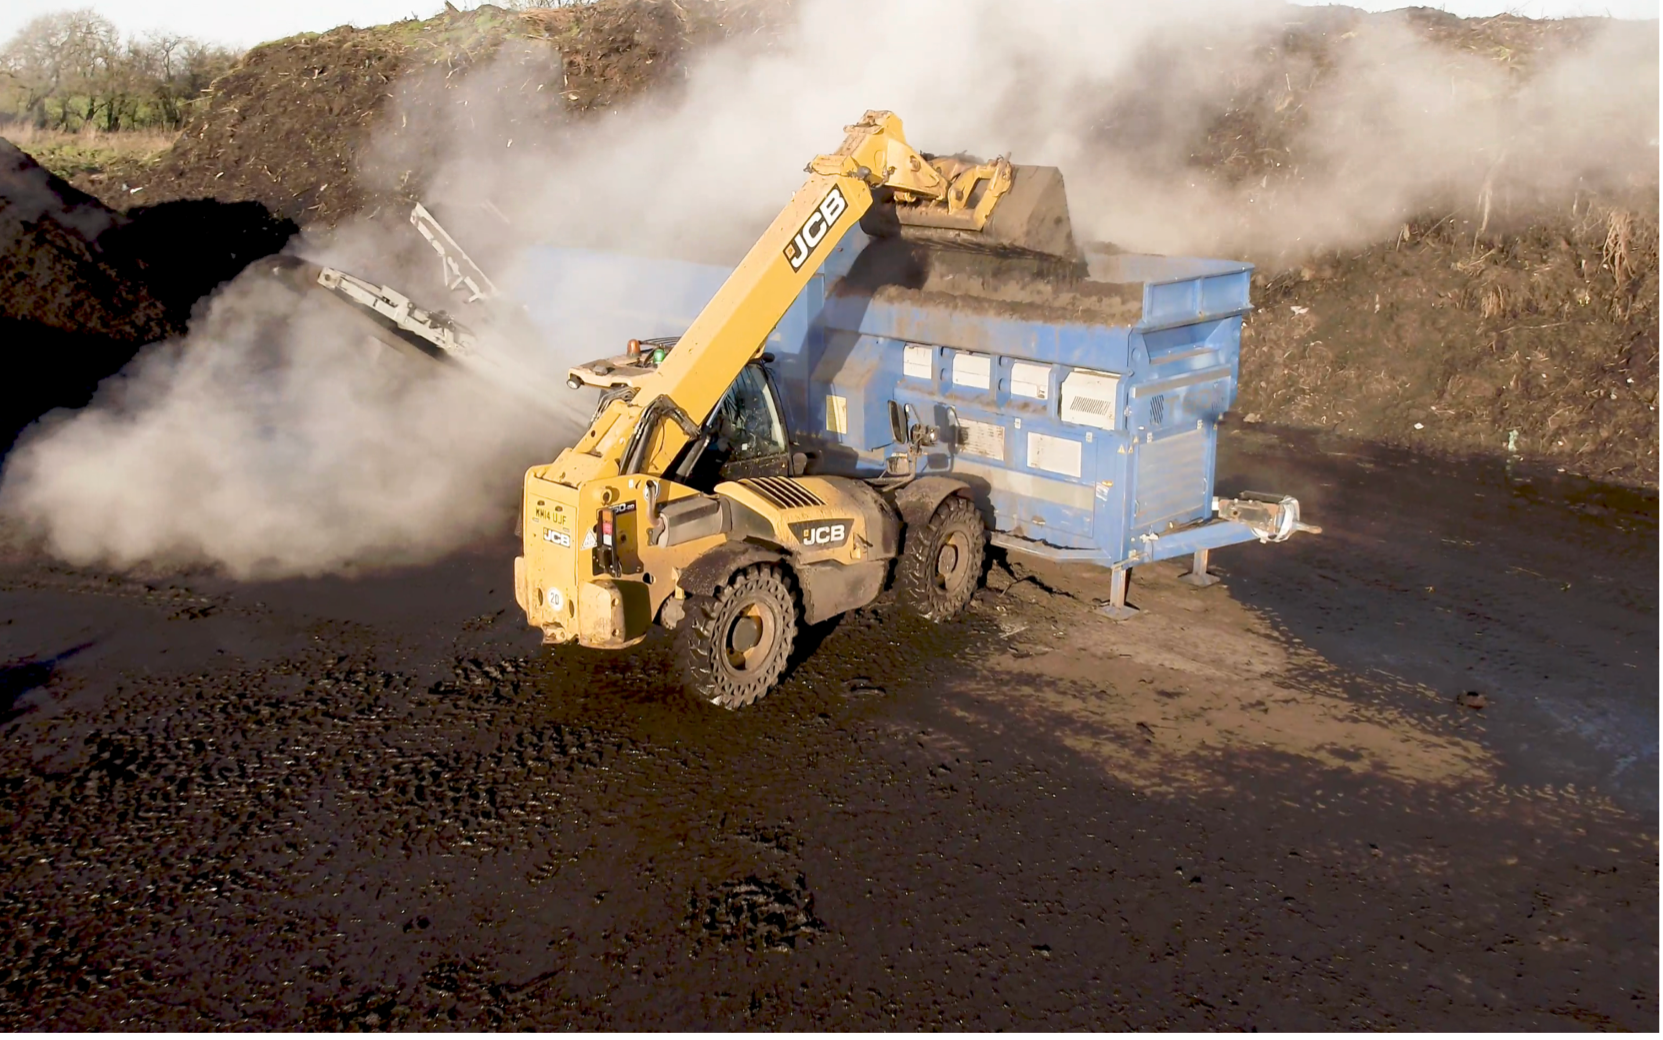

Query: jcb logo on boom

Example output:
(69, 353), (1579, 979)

(789, 518), (852, 550)
(783, 186), (848, 272)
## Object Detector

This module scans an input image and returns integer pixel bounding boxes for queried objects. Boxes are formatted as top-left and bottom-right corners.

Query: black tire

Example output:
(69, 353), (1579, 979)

(675, 563), (799, 710)
(895, 494), (986, 622)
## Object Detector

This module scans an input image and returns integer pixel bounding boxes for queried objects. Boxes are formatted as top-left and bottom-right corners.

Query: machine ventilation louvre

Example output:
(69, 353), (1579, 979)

(1133, 429), (1208, 528)
(740, 477), (824, 510)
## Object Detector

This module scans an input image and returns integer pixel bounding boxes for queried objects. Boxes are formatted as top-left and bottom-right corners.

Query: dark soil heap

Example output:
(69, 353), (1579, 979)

(0, 140), (170, 344)
(0, 139), (295, 449)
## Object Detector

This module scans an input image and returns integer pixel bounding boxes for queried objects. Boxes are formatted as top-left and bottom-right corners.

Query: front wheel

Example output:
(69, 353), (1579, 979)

(895, 495), (986, 622)
(675, 563), (799, 710)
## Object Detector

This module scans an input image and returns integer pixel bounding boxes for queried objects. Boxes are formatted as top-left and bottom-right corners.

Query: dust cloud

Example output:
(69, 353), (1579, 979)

(0, 271), (565, 578)
(0, 0), (1654, 579)
(430, 0), (1657, 265)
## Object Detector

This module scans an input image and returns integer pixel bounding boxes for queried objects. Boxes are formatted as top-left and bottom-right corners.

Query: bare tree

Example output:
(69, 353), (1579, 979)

(0, 10), (118, 127)
(0, 10), (238, 132)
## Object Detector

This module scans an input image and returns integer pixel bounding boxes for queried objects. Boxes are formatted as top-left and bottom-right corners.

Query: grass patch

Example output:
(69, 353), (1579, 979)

(2, 126), (178, 180)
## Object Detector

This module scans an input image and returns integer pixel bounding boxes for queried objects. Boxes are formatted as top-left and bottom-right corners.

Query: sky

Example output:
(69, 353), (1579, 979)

(0, 0), (1658, 49)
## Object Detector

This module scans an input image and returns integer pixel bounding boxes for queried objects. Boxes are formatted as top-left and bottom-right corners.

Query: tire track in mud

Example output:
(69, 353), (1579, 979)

(0, 609), (894, 1028)
(1, 646), (635, 1027)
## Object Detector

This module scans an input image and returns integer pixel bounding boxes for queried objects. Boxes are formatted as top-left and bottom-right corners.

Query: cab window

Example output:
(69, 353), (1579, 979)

(680, 365), (791, 487)
(714, 365), (789, 462)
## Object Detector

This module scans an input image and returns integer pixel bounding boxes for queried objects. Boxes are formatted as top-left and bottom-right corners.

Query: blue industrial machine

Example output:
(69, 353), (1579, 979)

(517, 220), (1315, 619)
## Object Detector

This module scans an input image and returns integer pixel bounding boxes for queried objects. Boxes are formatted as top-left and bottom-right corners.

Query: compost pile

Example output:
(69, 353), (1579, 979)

(0, 140), (169, 344)
(107, 1), (766, 228)
(0, 0), (749, 448)
(0, 140), (294, 448)
(1239, 209), (1657, 484)
(1, 0), (1656, 483)
(1205, 8), (1659, 484)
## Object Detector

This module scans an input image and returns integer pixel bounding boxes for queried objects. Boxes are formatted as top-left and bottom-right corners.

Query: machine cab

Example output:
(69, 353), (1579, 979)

(682, 363), (794, 484)
(567, 339), (796, 487)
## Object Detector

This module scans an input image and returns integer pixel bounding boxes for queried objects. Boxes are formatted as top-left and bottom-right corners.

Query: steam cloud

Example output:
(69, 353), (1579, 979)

(1, 0), (1655, 579)
(1, 274), (564, 577)
(425, 0), (1658, 263)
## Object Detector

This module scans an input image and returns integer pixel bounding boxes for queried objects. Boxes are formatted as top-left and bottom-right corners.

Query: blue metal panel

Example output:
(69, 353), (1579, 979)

(1199, 270), (1252, 320)
(1138, 518), (1264, 562)
(762, 228), (869, 437)
(1130, 428), (1210, 532)
(809, 331), (904, 453)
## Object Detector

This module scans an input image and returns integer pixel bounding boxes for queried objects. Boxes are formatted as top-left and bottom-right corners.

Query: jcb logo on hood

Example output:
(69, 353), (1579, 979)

(783, 186), (848, 272)
(789, 518), (852, 549)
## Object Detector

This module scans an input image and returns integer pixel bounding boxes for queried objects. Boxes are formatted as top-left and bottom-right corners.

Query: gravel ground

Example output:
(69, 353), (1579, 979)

(0, 433), (1654, 1030)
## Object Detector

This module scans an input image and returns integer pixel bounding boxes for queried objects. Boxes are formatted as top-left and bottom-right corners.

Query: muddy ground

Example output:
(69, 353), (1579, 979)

(0, 430), (1653, 1030)
(0, 3), (1655, 1025)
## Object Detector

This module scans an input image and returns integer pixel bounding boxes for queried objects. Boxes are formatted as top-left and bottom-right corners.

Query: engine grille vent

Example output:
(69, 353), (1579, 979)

(740, 477), (824, 510)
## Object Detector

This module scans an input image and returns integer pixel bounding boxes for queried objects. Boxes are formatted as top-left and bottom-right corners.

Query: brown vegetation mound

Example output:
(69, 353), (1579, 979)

(127, 1), (759, 227)
(1155, 7), (1659, 483)
(1240, 209), (1658, 483)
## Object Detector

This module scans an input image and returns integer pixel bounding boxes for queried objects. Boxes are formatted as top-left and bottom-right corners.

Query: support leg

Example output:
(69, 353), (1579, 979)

(1178, 548), (1221, 588)
(1096, 565), (1140, 621)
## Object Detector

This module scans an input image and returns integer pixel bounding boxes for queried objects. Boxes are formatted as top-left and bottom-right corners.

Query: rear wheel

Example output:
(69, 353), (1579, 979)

(895, 495), (985, 621)
(675, 563), (799, 710)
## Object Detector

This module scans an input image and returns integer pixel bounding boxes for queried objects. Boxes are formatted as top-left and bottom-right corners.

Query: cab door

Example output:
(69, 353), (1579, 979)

(683, 364), (794, 486)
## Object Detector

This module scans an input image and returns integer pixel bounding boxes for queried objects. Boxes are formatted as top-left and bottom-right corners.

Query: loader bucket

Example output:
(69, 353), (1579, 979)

(894, 164), (1080, 262)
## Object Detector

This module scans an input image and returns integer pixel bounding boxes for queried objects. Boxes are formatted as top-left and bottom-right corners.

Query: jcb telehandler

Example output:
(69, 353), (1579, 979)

(515, 111), (1067, 707)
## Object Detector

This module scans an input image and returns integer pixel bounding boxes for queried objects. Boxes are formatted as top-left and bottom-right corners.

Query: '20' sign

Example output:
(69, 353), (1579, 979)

(783, 186), (849, 272)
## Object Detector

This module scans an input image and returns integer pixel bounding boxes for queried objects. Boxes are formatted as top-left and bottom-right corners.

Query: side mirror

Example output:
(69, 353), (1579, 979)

(888, 400), (907, 443)
(790, 451), (809, 476)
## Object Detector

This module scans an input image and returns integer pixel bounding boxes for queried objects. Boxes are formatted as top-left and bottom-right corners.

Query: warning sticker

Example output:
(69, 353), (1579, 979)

(825, 394), (849, 435)
(1026, 432), (1083, 478)
(957, 417), (1006, 460)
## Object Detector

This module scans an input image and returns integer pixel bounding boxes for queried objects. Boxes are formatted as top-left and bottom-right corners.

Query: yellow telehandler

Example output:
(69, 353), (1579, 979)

(515, 111), (1074, 708)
